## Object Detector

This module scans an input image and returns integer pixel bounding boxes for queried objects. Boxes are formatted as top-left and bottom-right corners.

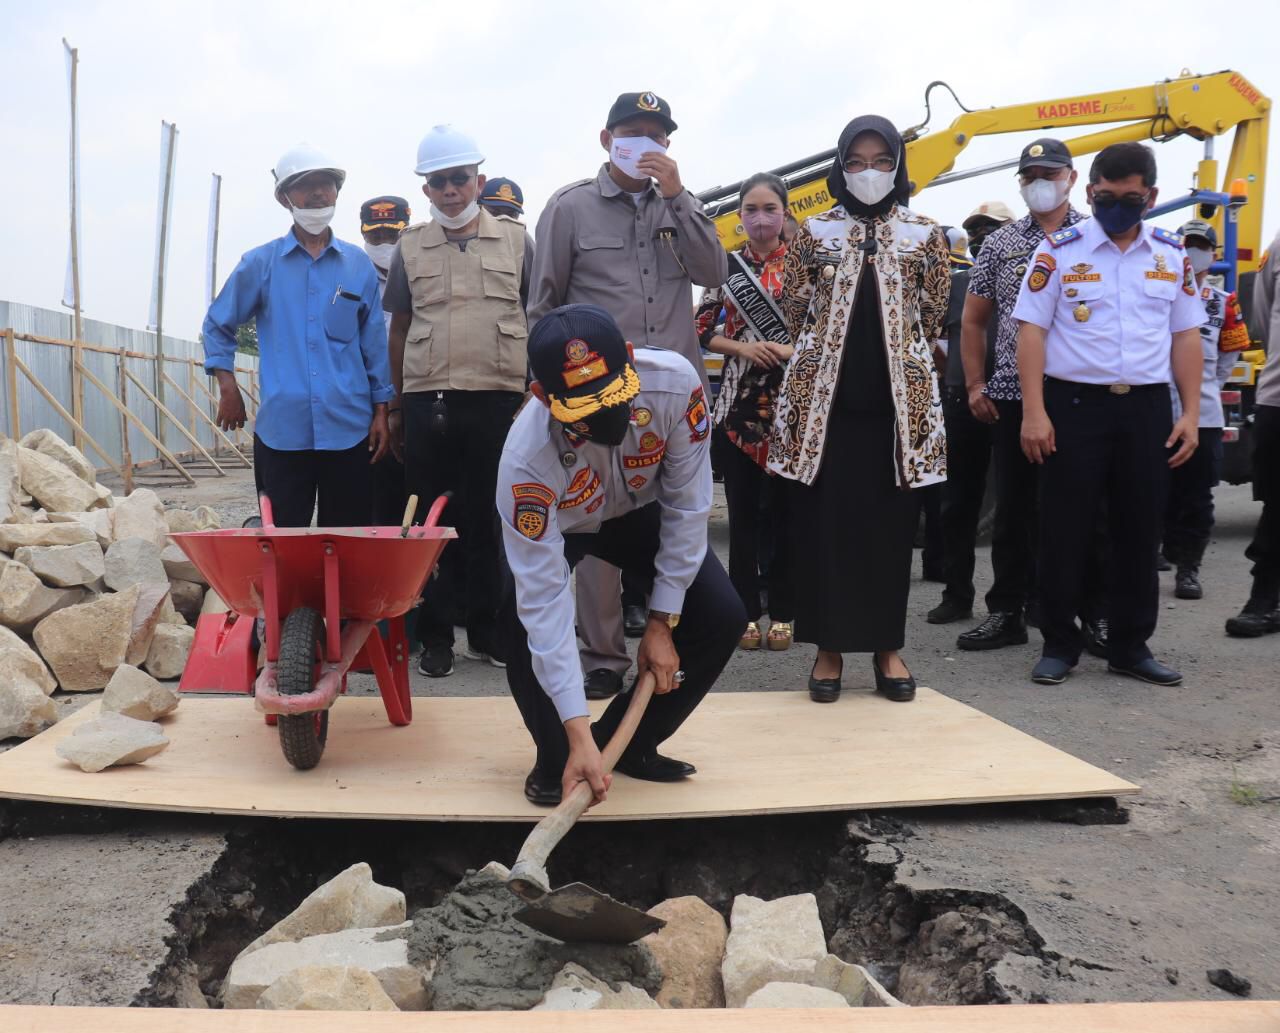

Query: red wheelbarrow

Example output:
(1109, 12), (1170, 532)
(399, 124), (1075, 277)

(170, 495), (454, 770)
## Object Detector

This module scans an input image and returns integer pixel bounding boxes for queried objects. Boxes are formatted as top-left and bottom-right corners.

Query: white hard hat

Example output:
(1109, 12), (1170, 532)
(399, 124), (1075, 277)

(273, 143), (346, 198)
(415, 125), (485, 177)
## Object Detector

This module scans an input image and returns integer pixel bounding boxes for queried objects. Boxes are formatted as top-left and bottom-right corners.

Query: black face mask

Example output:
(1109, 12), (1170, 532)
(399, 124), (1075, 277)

(969, 241), (984, 259)
(568, 402), (631, 447)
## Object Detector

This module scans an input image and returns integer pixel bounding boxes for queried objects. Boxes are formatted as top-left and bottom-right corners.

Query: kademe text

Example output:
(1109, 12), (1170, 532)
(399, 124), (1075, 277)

(1037, 98), (1103, 119)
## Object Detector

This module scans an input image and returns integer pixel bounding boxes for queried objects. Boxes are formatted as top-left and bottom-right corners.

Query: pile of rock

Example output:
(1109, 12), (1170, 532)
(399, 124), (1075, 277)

(216, 862), (901, 1013)
(0, 430), (220, 742)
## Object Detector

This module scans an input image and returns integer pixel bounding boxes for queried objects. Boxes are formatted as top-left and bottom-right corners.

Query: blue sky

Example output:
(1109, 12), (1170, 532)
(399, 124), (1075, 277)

(3, 0), (1277, 339)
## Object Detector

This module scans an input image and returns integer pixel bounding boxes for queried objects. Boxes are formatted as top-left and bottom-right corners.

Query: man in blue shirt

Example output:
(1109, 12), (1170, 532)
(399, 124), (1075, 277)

(203, 144), (395, 527)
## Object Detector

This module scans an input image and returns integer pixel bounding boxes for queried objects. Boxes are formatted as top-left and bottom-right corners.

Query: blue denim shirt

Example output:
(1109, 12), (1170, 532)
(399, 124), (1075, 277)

(203, 229), (395, 451)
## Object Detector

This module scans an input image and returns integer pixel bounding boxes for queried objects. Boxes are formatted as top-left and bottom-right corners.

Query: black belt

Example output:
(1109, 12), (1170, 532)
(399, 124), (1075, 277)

(1045, 377), (1165, 396)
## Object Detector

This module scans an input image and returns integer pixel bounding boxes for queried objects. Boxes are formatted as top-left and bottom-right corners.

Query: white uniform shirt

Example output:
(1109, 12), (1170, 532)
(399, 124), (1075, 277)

(496, 348), (712, 723)
(1012, 217), (1205, 385)
(1170, 284), (1248, 427)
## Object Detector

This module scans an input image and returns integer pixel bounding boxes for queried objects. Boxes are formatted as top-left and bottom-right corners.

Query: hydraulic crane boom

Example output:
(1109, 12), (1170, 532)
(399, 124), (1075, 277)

(698, 70), (1270, 272)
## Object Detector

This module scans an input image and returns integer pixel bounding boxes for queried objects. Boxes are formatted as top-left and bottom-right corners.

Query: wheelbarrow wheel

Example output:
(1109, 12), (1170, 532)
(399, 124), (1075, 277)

(276, 606), (329, 771)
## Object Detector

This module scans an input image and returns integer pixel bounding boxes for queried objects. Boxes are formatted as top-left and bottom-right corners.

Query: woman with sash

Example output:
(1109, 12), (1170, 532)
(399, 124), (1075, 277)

(695, 172), (795, 652)
(769, 116), (949, 704)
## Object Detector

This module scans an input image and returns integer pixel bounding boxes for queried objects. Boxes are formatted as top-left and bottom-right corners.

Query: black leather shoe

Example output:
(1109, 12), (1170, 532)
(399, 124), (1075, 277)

(615, 752), (696, 782)
(957, 611), (1028, 651)
(927, 597), (973, 625)
(1174, 567), (1203, 600)
(1156, 555), (1173, 572)
(1108, 657), (1182, 686)
(623, 604), (647, 638)
(524, 767), (562, 806)
(1082, 618), (1109, 660)
(1031, 656), (1075, 685)
(1225, 603), (1280, 638)
(872, 655), (916, 702)
(808, 660), (842, 703)
(584, 668), (623, 700)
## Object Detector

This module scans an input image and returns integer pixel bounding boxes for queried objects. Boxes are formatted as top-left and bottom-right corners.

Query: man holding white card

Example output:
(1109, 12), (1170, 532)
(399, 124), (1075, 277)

(528, 90), (727, 701)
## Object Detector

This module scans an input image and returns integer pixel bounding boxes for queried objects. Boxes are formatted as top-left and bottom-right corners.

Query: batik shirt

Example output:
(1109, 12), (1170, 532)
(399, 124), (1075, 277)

(968, 207), (1084, 401)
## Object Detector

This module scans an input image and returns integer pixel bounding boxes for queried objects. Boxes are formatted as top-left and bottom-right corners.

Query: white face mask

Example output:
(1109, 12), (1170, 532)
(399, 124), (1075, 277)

(291, 204), (335, 235)
(364, 241), (396, 270)
(1020, 177), (1070, 214)
(609, 135), (667, 180)
(430, 200), (480, 230)
(843, 167), (896, 206)
(1187, 246), (1215, 274)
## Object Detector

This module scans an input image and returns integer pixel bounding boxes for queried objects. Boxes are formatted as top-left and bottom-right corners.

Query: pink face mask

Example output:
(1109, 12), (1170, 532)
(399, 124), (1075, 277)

(741, 209), (784, 241)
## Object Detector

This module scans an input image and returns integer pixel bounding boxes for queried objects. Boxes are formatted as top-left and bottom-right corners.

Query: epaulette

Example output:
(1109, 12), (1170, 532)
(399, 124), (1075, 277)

(1152, 226), (1184, 249)
(1046, 226), (1082, 248)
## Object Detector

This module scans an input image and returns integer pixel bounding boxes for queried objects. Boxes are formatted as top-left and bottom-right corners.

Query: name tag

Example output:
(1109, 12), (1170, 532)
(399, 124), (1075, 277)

(1061, 273), (1102, 284)
(1145, 271), (1178, 283)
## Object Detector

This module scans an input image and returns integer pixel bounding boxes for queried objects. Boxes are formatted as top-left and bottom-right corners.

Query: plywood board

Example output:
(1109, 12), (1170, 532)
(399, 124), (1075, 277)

(3, 1002), (1278, 1032)
(0, 689), (1136, 821)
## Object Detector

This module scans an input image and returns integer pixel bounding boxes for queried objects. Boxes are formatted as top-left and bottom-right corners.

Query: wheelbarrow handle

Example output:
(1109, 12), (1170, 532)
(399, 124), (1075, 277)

(424, 491), (452, 529)
(258, 494), (276, 529)
(509, 671), (657, 898)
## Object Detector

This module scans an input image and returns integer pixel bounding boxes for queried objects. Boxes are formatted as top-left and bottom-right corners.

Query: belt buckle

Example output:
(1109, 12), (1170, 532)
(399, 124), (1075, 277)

(1109, 384), (1131, 395)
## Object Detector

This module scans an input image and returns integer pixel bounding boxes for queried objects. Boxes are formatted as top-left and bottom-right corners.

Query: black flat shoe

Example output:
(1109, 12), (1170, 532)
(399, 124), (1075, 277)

(1225, 603), (1280, 638)
(584, 668), (623, 700)
(1108, 657), (1182, 686)
(524, 768), (562, 806)
(927, 597), (973, 625)
(957, 611), (1028, 651)
(623, 604), (647, 638)
(807, 659), (842, 703)
(614, 752), (696, 782)
(872, 655), (916, 702)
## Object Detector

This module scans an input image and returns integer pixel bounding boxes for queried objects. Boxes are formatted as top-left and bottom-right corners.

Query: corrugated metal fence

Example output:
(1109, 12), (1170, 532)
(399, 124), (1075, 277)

(0, 300), (259, 476)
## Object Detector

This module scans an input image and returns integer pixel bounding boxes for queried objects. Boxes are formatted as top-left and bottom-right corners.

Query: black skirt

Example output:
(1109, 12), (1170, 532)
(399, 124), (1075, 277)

(788, 404), (917, 653)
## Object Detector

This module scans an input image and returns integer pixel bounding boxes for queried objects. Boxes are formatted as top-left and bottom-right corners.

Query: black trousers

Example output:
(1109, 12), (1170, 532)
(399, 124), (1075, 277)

(989, 398), (1040, 615)
(500, 503), (745, 778)
(253, 435), (372, 528)
(403, 389), (522, 654)
(1246, 405), (1280, 607)
(371, 453), (408, 527)
(919, 484), (944, 578)
(714, 427), (794, 622)
(1163, 427), (1223, 567)
(1039, 379), (1171, 667)
(939, 387), (994, 607)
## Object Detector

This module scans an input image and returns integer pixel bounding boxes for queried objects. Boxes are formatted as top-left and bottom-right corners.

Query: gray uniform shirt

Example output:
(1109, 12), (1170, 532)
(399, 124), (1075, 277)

(1251, 228), (1280, 410)
(496, 348), (712, 723)
(527, 164), (728, 391)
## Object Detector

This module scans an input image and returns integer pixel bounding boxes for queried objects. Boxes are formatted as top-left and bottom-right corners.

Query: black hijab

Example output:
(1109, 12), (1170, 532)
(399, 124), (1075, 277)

(826, 114), (911, 219)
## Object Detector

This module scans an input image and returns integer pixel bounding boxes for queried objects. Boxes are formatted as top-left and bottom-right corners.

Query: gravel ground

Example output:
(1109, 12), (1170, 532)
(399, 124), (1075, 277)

(0, 466), (1274, 1005)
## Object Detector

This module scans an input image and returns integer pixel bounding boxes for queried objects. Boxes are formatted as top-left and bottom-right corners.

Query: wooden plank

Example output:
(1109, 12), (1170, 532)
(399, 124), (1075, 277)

(77, 360), (193, 486)
(123, 366), (226, 476)
(0, 691), (1137, 822)
(11, 353), (124, 478)
(2, 1001), (1278, 1033)
(3, 328), (18, 438)
(162, 370), (250, 467)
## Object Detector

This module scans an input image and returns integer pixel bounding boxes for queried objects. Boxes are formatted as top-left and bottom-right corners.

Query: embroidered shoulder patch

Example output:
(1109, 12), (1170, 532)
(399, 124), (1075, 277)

(1047, 226), (1082, 249)
(558, 470), (601, 510)
(1027, 252), (1055, 292)
(628, 474), (647, 490)
(1152, 226), (1185, 249)
(511, 482), (554, 541)
(1181, 255), (1196, 295)
(686, 386), (710, 442)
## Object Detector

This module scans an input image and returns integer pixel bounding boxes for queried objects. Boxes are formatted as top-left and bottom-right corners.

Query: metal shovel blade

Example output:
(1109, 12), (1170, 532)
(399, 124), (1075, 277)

(513, 882), (666, 944)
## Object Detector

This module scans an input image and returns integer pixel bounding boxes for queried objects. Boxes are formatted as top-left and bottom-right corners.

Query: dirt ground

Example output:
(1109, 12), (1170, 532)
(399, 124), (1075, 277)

(0, 465), (1275, 1007)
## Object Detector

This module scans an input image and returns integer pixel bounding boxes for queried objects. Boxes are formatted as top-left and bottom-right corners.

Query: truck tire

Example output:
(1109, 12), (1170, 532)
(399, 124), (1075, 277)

(276, 607), (329, 771)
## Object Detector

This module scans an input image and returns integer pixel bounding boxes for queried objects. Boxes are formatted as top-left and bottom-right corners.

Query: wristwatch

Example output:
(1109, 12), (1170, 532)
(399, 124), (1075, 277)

(648, 609), (681, 630)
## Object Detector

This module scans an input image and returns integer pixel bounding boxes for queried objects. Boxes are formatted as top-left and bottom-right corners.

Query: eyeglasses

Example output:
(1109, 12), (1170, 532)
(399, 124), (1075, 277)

(844, 157), (896, 174)
(426, 171), (474, 190)
(1017, 167), (1068, 184)
(1092, 192), (1151, 207)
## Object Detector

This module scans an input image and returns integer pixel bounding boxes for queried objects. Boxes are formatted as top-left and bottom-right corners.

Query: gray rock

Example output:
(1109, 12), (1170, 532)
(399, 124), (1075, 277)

(101, 664), (180, 721)
(0, 679), (58, 739)
(46, 508), (115, 547)
(112, 489), (169, 548)
(257, 965), (399, 1011)
(223, 923), (426, 1011)
(408, 861), (662, 1011)
(144, 623), (194, 680)
(744, 982), (850, 1008)
(0, 437), (22, 523)
(0, 557), (84, 633)
(0, 625), (57, 695)
(18, 446), (101, 513)
(168, 579), (204, 623)
(642, 895), (727, 1008)
(0, 522), (95, 552)
(14, 541), (105, 588)
(54, 712), (169, 772)
(160, 542), (205, 584)
(722, 893), (828, 1007)
(104, 537), (168, 591)
(532, 963), (659, 1011)
(33, 583), (168, 691)
(19, 429), (95, 483)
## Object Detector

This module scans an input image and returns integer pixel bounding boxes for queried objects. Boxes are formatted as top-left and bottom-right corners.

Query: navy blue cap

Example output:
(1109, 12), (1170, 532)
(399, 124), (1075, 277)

(529, 304), (640, 421)
(480, 177), (524, 214)
(1179, 219), (1217, 247)
(1019, 138), (1073, 171)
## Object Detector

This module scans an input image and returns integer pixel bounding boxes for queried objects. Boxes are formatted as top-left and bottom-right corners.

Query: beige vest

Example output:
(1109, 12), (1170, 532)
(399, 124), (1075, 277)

(399, 209), (528, 393)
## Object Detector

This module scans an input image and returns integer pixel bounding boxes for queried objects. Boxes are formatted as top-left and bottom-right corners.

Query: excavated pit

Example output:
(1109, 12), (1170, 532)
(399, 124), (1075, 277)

(127, 798), (1126, 1010)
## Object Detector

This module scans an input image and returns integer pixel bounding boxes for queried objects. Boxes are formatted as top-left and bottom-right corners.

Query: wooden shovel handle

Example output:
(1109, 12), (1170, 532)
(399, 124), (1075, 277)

(514, 671), (657, 874)
(399, 494), (419, 537)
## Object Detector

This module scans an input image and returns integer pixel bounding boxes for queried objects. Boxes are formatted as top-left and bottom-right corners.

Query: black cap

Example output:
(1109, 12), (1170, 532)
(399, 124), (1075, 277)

(1018, 138), (1073, 172)
(480, 177), (524, 214)
(606, 92), (677, 134)
(360, 196), (411, 233)
(529, 304), (641, 422)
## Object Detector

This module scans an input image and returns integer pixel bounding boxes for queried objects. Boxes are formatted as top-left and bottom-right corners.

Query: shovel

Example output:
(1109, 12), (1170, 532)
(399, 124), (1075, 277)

(507, 670), (666, 944)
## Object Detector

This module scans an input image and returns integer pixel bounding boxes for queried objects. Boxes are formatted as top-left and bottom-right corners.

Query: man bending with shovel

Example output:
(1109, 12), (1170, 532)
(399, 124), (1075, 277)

(497, 304), (745, 806)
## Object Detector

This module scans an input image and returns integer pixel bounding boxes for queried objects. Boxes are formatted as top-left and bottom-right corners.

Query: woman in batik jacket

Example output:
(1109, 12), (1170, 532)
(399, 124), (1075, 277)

(769, 114), (949, 704)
